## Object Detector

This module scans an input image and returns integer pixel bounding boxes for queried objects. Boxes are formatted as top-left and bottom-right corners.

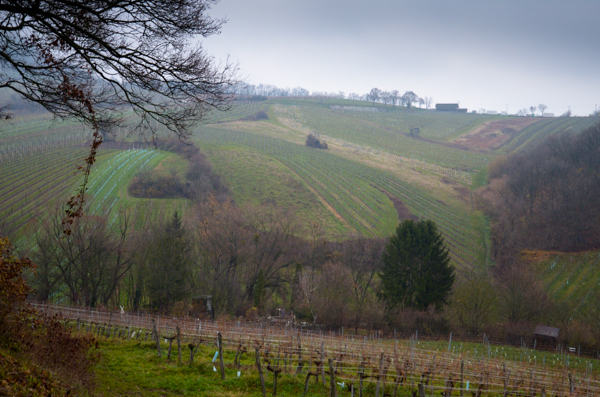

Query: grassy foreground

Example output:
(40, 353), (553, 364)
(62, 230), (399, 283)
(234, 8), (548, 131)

(93, 336), (597, 396)
(94, 339), (406, 397)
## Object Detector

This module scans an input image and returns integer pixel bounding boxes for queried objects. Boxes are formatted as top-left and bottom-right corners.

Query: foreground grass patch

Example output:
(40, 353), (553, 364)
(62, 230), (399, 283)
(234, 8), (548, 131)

(94, 339), (349, 396)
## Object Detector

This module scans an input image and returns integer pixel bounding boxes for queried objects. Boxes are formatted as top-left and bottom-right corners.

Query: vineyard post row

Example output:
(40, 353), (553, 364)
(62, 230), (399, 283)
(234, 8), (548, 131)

(30, 302), (600, 397)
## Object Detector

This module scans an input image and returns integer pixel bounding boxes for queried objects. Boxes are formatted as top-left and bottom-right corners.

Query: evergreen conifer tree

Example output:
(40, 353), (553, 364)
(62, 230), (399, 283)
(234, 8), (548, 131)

(380, 219), (454, 311)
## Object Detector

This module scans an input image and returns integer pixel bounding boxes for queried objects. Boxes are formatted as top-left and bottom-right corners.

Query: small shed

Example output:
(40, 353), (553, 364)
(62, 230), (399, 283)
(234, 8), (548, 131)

(534, 325), (559, 348)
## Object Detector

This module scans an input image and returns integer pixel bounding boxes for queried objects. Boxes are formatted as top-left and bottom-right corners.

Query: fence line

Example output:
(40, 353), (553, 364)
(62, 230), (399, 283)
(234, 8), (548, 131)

(31, 302), (600, 396)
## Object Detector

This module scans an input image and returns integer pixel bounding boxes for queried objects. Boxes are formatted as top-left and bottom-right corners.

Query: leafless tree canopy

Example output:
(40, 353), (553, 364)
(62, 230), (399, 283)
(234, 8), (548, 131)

(476, 122), (600, 263)
(0, 0), (238, 137)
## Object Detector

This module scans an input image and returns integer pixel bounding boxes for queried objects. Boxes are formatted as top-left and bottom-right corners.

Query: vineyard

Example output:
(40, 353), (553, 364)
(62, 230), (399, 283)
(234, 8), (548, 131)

(330, 105), (492, 141)
(0, 145), (112, 237)
(4, 98), (597, 265)
(194, 126), (486, 268)
(496, 116), (600, 153)
(36, 302), (600, 397)
(273, 103), (492, 175)
(523, 250), (600, 316)
(0, 120), (189, 241)
(201, 100), (268, 124)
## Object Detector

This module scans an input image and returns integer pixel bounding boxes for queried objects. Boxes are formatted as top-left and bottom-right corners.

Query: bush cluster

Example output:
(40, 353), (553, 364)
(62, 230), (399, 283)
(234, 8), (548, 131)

(305, 134), (328, 149)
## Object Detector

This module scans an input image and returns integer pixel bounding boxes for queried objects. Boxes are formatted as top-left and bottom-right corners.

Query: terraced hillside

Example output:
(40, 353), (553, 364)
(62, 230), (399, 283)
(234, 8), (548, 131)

(194, 125), (487, 268)
(274, 102), (491, 175)
(4, 98), (597, 269)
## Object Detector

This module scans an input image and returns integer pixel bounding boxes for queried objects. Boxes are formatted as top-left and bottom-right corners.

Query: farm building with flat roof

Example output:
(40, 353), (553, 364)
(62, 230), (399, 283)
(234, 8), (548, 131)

(435, 103), (468, 113)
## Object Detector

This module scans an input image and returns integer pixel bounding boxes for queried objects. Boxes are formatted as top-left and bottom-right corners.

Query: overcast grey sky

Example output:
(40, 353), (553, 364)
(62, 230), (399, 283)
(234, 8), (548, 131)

(203, 0), (600, 116)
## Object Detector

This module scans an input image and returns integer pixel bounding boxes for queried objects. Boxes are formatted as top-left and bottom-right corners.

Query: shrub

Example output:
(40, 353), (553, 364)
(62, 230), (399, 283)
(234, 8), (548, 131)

(241, 110), (268, 121)
(305, 134), (328, 149)
(1, 236), (99, 393)
(0, 237), (35, 346)
(128, 170), (189, 199)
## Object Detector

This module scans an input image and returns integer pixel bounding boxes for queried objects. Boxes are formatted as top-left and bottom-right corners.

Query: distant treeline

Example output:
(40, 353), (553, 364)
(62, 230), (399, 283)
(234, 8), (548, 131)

(231, 83), (431, 107)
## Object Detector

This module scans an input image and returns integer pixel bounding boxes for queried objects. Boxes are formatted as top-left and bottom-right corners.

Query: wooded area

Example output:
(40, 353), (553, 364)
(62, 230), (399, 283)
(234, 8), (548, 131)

(477, 122), (600, 265)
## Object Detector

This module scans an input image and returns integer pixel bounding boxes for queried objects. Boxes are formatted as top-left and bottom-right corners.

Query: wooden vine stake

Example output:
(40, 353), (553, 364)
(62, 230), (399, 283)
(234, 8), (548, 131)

(272, 353), (282, 396)
(163, 333), (176, 360)
(152, 319), (161, 358)
(256, 347), (267, 397)
(461, 360), (465, 397)
(321, 341), (326, 387)
(376, 352), (384, 397)
(358, 359), (366, 397)
(296, 334), (304, 376)
(176, 325), (182, 364)
(217, 331), (225, 379)
(329, 358), (337, 397)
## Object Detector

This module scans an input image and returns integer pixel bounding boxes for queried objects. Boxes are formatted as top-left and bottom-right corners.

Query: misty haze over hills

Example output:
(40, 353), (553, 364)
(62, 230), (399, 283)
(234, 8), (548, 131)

(204, 0), (600, 116)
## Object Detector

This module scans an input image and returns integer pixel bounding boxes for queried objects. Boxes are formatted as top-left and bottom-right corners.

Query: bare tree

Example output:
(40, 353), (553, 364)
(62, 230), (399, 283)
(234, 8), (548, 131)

(380, 91), (391, 106)
(367, 88), (381, 105)
(340, 237), (384, 333)
(33, 208), (136, 307)
(538, 104), (548, 117)
(390, 90), (399, 107)
(529, 106), (537, 116)
(423, 96), (433, 110)
(298, 269), (319, 323)
(0, 0), (238, 138)
(243, 207), (299, 305)
(498, 264), (551, 323)
(450, 269), (498, 334)
(517, 108), (528, 116)
(193, 197), (247, 315)
(402, 91), (418, 109)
